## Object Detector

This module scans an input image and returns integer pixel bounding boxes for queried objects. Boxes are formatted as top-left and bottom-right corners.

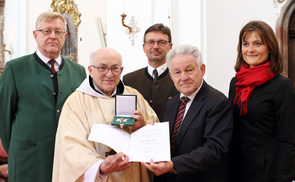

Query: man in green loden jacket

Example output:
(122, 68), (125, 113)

(0, 11), (86, 182)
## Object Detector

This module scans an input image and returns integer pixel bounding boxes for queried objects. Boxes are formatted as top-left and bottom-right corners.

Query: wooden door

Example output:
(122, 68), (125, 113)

(288, 11), (295, 87)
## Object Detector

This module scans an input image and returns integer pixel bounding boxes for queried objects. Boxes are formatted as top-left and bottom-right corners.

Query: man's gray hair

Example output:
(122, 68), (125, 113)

(166, 44), (203, 69)
(35, 11), (67, 30)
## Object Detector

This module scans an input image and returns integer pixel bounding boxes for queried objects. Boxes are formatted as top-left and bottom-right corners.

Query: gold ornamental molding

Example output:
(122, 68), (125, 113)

(51, 0), (81, 28)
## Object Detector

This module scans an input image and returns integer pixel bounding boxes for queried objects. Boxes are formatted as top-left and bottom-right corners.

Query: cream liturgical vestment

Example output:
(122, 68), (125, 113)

(52, 77), (159, 182)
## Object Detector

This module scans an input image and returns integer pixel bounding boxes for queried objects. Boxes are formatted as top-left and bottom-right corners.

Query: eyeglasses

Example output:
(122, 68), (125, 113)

(144, 40), (170, 47)
(36, 29), (65, 37)
(91, 65), (122, 75)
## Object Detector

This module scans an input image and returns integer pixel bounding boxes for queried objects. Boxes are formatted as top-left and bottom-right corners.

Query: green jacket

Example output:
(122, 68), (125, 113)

(0, 52), (86, 182)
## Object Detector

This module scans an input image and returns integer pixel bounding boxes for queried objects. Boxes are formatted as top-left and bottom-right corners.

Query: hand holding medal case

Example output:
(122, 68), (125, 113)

(111, 95), (137, 128)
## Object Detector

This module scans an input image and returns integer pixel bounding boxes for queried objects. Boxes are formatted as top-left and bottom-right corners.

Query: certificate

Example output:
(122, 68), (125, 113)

(88, 122), (171, 162)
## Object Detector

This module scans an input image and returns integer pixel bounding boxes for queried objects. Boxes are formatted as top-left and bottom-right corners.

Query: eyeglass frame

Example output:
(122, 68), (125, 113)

(144, 40), (171, 47)
(91, 65), (123, 75)
(36, 29), (66, 37)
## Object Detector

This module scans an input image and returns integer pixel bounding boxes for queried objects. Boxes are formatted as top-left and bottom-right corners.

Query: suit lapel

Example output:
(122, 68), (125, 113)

(174, 82), (208, 151)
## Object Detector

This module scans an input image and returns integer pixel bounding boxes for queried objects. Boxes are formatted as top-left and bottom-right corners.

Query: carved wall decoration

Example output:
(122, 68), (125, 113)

(51, 0), (81, 62)
(121, 13), (140, 46)
(51, 0), (81, 28)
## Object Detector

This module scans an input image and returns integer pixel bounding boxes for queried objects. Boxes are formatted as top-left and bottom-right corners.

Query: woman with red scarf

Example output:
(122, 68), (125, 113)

(229, 20), (295, 182)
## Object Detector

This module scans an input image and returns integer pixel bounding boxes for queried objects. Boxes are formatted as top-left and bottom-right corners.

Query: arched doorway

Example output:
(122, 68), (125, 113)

(60, 13), (78, 62)
(277, 1), (295, 179)
(277, 2), (295, 179)
(276, 0), (295, 87)
(51, 0), (81, 63)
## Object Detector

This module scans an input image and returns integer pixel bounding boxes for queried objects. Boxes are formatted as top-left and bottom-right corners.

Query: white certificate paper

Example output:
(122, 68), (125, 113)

(88, 122), (171, 162)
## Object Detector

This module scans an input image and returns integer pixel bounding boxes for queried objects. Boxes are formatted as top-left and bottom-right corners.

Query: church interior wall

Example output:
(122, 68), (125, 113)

(3, 0), (287, 95)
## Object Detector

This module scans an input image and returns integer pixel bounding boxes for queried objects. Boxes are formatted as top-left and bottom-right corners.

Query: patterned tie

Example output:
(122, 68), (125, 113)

(170, 96), (190, 150)
(153, 69), (158, 80)
(48, 59), (57, 73)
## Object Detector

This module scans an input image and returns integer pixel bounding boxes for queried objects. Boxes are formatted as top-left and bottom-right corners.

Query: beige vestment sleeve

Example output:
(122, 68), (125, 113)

(52, 86), (159, 182)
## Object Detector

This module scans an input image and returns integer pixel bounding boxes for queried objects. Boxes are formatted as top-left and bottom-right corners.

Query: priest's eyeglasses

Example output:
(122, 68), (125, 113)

(91, 65), (122, 75)
(36, 29), (65, 37)
(144, 40), (170, 47)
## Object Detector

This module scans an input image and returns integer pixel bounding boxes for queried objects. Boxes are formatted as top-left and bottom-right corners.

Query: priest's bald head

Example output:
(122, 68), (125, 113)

(88, 48), (124, 97)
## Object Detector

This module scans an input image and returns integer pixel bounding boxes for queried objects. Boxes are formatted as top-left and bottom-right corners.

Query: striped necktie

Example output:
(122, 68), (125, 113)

(170, 96), (190, 150)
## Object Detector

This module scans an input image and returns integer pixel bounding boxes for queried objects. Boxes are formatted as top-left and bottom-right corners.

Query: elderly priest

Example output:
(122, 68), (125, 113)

(52, 48), (159, 182)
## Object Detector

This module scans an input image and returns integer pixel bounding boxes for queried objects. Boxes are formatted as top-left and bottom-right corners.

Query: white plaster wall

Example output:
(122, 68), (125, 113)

(4, 0), (106, 71)
(205, 0), (279, 95)
(106, 0), (172, 77)
(26, 1), (53, 55)
(106, 0), (281, 95)
(74, 0), (106, 70)
(4, 0), (31, 60)
(3, 0), (286, 95)
(106, 0), (204, 82)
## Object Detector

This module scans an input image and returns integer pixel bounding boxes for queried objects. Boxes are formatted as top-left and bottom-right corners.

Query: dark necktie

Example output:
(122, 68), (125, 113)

(48, 59), (57, 73)
(170, 96), (190, 150)
(153, 69), (158, 80)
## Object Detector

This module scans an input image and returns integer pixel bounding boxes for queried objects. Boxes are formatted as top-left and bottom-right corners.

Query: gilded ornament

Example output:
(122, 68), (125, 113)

(51, 0), (81, 28)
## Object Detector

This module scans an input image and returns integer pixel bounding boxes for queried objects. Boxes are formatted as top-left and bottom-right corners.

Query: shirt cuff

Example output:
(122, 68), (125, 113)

(84, 159), (108, 181)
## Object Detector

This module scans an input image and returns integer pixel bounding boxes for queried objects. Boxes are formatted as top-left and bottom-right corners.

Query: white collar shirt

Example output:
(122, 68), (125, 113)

(147, 63), (168, 78)
(36, 49), (61, 71)
(180, 80), (204, 118)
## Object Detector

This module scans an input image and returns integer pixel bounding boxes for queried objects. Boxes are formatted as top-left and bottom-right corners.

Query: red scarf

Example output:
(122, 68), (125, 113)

(234, 61), (276, 115)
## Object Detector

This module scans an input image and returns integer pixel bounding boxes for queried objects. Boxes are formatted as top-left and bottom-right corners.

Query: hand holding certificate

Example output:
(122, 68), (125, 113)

(88, 122), (171, 162)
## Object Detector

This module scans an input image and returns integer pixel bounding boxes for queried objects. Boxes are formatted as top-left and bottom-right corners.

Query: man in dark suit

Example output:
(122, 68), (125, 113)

(142, 44), (233, 182)
(123, 23), (178, 121)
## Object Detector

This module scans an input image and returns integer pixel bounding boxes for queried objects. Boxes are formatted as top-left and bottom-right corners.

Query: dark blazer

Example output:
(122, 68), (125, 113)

(0, 52), (86, 182)
(229, 75), (295, 182)
(155, 81), (233, 182)
(123, 67), (178, 121)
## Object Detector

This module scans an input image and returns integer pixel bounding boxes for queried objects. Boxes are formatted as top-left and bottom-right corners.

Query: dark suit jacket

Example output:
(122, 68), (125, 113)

(123, 67), (178, 121)
(229, 75), (295, 182)
(155, 81), (233, 182)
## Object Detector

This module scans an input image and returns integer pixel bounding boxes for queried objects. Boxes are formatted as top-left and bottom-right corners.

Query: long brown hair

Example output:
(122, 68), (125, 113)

(235, 20), (283, 74)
